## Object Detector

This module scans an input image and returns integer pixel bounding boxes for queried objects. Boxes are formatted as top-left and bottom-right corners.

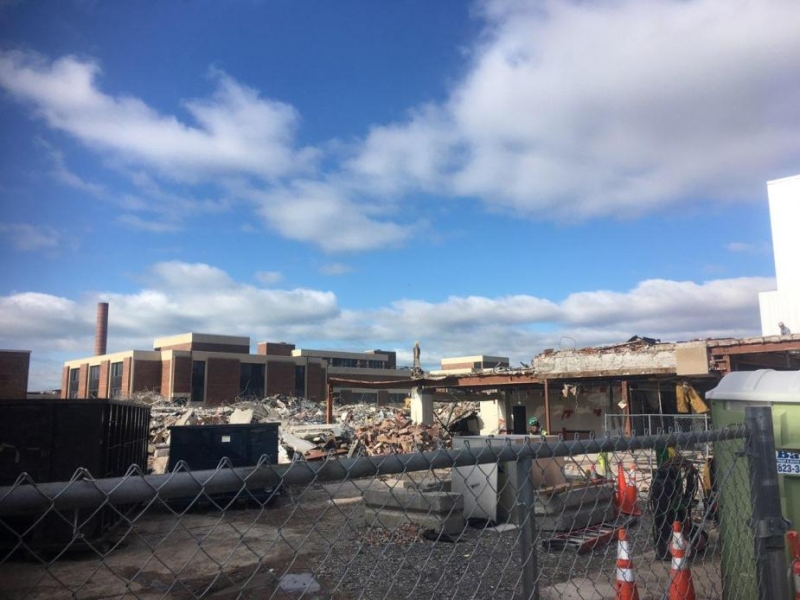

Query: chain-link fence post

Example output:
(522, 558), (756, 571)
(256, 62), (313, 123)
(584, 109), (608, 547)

(516, 455), (539, 600)
(745, 405), (790, 600)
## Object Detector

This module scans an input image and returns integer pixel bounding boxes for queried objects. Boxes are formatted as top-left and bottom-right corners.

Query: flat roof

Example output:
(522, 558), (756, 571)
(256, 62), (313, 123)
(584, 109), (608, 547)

(441, 355), (509, 364)
(153, 332), (250, 348)
(292, 348), (390, 360)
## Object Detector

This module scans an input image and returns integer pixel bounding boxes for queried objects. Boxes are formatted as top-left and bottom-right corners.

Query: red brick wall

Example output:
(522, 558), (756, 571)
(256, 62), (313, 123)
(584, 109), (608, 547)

(121, 357), (132, 398)
(160, 359), (171, 396)
(156, 342), (193, 352)
(205, 358), (240, 406)
(257, 342), (295, 356)
(267, 361), (295, 397)
(306, 363), (325, 401)
(172, 356), (192, 395)
(77, 364), (89, 397)
(0, 351), (30, 400)
(60, 366), (69, 399)
(99, 360), (110, 398)
(132, 360), (161, 393)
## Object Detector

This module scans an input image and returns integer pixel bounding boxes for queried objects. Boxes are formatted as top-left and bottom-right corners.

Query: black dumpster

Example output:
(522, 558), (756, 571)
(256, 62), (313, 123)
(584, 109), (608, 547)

(167, 423), (280, 507)
(0, 398), (151, 485)
(0, 398), (151, 554)
(167, 423), (279, 471)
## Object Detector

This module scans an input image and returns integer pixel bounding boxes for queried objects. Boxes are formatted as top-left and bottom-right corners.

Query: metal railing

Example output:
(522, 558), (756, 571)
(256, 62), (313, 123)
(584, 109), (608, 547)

(604, 412), (711, 435)
(0, 407), (789, 599)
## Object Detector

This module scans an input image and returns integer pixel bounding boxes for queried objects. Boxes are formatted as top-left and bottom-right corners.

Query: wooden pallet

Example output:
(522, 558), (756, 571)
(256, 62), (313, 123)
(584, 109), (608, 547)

(542, 517), (638, 554)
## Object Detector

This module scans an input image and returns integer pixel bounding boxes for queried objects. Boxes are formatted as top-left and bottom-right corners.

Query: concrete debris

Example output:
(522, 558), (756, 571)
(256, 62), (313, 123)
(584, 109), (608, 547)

(144, 393), (480, 473)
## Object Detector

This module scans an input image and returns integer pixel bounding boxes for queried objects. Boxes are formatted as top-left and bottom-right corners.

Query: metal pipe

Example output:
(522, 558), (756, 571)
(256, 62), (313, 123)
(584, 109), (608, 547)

(326, 384), (333, 425)
(0, 428), (747, 517)
(543, 380), (551, 434)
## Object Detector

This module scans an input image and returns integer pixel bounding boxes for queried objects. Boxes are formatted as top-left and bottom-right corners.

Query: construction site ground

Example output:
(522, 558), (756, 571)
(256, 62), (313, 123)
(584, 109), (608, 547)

(1, 469), (723, 600)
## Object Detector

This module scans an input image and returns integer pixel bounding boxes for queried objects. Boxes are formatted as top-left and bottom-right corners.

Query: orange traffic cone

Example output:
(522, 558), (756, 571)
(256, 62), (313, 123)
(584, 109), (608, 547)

(616, 463), (627, 511)
(615, 528), (640, 600)
(669, 521), (696, 600)
(624, 467), (642, 516)
(787, 531), (800, 599)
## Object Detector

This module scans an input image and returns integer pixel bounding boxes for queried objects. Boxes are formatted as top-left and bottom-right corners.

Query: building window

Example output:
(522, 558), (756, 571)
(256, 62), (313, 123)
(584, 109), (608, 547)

(294, 365), (306, 398)
(331, 357), (358, 368)
(88, 365), (100, 398)
(367, 360), (384, 369)
(109, 362), (123, 398)
(352, 392), (378, 404)
(191, 361), (206, 403)
(239, 363), (265, 399)
(68, 368), (80, 399)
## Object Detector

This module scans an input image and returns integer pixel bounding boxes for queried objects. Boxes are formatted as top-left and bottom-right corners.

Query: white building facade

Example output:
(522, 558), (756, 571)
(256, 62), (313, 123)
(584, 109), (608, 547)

(759, 174), (800, 336)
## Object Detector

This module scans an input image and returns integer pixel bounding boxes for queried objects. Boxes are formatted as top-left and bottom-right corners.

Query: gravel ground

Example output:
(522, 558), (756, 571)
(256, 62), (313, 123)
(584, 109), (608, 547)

(0, 466), (731, 600)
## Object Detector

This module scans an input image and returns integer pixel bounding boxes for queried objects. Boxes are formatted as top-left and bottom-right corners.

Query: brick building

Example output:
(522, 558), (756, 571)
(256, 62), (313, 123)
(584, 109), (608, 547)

(290, 347), (409, 404)
(0, 350), (31, 400)
(436, 355), (510, 374)
(61, 333), (409, 406)
(61, 333), (326, 405)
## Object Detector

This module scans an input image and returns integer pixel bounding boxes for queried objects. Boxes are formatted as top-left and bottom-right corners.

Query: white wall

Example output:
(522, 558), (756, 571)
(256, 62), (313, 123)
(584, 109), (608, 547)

(760, 175), (800, 335)
(768, 175), (800, 291)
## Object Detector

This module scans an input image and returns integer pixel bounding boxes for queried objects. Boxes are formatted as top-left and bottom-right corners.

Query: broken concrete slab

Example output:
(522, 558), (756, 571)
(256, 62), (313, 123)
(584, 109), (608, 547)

(362, 488), (463, 514)
(385, 478), (452, 493)
(535, 483), (615, 515)
(363, 487), (465, 535)
(229, 408), (254, 424)
(280, 432), (317, 453)
(363, 507), (465, 536)
(537, 501), (616, 532)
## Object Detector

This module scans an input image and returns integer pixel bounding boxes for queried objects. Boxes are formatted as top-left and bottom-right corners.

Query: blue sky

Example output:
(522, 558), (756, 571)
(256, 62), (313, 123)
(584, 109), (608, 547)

(1, 0), (797, 390)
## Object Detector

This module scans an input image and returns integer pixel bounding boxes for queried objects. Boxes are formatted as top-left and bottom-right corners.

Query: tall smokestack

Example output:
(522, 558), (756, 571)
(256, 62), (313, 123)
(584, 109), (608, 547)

(94, 302), (109, 356)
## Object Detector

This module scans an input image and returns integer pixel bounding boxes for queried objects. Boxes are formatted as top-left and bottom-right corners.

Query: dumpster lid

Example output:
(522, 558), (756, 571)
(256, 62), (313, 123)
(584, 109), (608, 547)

(706, 369), (800, 403)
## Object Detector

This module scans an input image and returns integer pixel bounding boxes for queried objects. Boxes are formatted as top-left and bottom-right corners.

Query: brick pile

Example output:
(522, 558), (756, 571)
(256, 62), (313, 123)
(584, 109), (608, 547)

(134, 391), (480, 471)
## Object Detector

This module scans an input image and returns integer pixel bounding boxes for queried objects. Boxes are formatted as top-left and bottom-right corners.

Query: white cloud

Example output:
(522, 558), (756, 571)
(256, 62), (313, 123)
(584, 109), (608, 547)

(726, 241), (770, 254)
(3, 1), (799, 253)
(2, 261), (773, 390)
(319, 263), (353, 276)
(338, 0), (800, 220)
(0, 223), (61, 251)
(248, 180), (414, 252)
(0, 52), (317, 182)
(117, 214), (181, 233)
(38, 141), (107, 196)
(255, 270), (283, 285)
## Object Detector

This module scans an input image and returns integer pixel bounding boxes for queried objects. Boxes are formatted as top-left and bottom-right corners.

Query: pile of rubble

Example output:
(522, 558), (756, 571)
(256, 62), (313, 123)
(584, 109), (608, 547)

(139, 392), (480, 473)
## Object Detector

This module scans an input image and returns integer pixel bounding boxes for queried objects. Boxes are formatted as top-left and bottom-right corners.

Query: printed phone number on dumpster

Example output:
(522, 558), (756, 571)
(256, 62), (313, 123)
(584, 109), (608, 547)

(776, 451), (800, 475)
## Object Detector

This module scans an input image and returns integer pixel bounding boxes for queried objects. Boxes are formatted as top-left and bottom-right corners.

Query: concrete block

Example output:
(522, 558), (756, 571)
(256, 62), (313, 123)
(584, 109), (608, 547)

(537, 501), (615, 531)
(535, 484), (614, 516)
(385, 478), (452, 493)
(362, 488), (463, 513)
(410, 388), (434, 425)
(151, 456), (169, 475)
(363, 507), (465, 536)
(229, 408), (254, 424)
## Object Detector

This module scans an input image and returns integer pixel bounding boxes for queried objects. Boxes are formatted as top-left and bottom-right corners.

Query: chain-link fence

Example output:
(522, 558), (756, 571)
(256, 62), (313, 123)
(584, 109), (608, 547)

(604, 413), (711, 436)
(0, 407), (790, 599)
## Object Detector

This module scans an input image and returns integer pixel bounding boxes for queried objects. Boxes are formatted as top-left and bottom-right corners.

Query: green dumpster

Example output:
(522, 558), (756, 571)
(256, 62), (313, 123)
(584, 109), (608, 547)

(706, 369), (800, 599)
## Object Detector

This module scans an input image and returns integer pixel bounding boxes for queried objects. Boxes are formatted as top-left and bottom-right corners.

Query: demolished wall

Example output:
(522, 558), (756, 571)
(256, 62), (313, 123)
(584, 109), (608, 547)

(534, 343), (677, 378)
